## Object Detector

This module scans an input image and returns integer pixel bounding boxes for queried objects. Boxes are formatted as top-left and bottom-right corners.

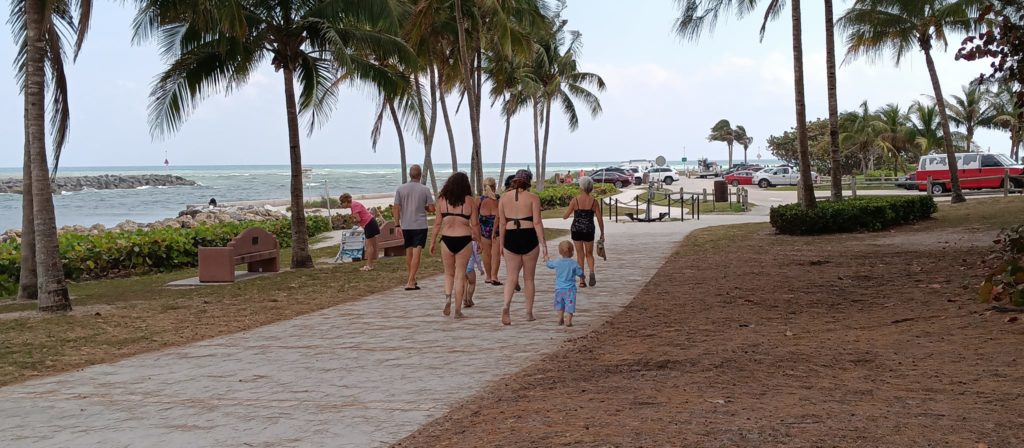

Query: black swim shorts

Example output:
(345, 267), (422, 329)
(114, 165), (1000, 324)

(402, 228), (428, 248)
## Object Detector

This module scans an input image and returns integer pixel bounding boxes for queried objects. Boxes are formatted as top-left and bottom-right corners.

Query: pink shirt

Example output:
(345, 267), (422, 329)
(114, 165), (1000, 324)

(350, 201), (374, 227)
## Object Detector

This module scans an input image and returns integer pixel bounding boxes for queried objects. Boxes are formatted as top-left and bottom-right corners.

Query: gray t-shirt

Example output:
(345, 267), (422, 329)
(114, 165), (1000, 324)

(394, 181), (434, 230)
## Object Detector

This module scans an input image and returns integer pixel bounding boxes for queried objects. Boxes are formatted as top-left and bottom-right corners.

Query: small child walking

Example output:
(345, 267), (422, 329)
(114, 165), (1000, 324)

(464, 240), (485, 308)
(545, 240), (584, 327)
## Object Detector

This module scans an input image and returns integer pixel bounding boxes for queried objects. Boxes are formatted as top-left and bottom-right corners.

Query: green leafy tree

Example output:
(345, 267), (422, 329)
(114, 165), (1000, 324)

(838, 0), (981, 203)
(839, 101), (885, 175)
(136, 0), (416, 268)
(874, 103), (917, 174)
(734, 125), (753, 164)
(989, 81), (1024, 161)
(942, 83), (996, 151)
(10, 0), (93, 310)
(707, 119), (736, 168)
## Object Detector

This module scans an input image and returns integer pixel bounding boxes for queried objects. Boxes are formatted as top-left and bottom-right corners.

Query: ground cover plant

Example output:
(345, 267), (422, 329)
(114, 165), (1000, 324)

(770, 196), (936, 235)
(980, 224), (1024, 306)
(536, 184), (618, 210)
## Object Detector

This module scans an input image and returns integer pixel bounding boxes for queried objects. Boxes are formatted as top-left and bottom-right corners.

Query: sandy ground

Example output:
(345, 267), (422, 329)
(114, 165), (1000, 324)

(395, 222), (1024, 447)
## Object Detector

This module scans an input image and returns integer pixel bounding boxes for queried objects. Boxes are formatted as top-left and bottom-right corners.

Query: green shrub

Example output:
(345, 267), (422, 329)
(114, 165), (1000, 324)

(0, 216), (332, 296)
(979, 224), (1024, 306)
(535, 184), (618, 210)
(769, 196), (937, 235)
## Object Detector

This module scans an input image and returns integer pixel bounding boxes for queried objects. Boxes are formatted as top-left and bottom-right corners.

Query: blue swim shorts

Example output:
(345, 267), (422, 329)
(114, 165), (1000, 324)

(554, 288), (577, 314)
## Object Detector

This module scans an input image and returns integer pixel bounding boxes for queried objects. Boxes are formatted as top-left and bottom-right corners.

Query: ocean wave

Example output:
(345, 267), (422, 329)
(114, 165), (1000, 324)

(136, 186), (152, 190)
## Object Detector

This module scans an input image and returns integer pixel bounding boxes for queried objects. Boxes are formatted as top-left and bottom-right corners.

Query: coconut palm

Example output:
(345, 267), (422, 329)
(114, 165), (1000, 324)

(874, 103), (917, 174)
(675, 0), (817, 208)
(136, 0), (416, 268)
(370, 68), (423, 184)
(824, 0), (843, 200)
(838, 0), (981, 203)
(734, 125), (753, 164)
(707, 120), (736, 168)
(485, 49), (538, 182)
(940, 83), (996, 151)
(908, 100), (945, 155)
(989, 82), (1023, 161)
(10, 0), (92, 310)
(839, 101), (885, 174)
(532, 23), (605, 191)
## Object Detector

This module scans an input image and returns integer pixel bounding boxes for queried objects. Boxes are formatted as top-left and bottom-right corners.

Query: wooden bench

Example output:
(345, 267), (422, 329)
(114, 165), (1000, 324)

(375, 221), (405, 257)
(198, 227), (280, 283)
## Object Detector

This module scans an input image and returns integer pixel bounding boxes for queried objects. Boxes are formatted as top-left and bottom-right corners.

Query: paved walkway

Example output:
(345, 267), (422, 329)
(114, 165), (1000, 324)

(0, 214), (767, 448)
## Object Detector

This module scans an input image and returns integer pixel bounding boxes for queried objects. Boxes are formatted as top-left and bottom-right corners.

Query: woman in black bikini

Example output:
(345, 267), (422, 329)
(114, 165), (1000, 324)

(563, 176), (605, 287)
(497, 170), (548, 325)
(478, 177), (502, 285)
(430, 172), (480, 319)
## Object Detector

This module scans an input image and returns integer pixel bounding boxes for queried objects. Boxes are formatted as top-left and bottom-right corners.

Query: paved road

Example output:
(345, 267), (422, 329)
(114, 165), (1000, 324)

(0, 213), (767, 448)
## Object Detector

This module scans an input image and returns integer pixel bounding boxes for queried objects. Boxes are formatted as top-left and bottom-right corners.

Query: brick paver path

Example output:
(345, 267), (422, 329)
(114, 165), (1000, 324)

(0, 214), (766, 447)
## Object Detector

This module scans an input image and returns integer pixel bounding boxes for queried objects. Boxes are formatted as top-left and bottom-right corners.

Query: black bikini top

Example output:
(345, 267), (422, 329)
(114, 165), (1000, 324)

(441, 202), (472, 221)
(508, 188), (534, 228)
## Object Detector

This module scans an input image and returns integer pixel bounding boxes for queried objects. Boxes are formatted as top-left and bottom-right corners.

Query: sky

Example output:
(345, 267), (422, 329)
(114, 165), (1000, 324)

(0, 0), (1011, 168)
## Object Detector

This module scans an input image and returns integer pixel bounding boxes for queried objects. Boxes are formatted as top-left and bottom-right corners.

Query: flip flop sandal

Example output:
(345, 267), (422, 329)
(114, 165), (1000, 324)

(490, 280), (503, 286)
(404, 286), (421, 291)
(589, 272), (596, 287)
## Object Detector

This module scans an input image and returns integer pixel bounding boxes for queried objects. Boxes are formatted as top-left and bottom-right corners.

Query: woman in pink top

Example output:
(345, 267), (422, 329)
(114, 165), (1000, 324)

(340, 193), (380, 271)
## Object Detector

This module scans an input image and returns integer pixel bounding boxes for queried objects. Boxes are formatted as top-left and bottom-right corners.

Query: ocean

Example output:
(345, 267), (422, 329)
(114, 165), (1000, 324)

(0, 162), (608, 231)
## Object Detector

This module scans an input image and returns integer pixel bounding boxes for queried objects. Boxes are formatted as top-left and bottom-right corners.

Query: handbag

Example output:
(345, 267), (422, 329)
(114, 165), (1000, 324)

(596, 236), (607, 261)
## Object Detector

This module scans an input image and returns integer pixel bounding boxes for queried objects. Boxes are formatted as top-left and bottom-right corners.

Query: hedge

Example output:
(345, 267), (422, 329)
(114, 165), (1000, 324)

(769, 196), (937, 235)
(0, 216), (331, 296)
(536, 184), (618, 210)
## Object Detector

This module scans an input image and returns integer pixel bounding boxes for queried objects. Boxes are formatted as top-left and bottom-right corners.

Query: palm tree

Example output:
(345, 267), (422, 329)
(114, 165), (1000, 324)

(11, 0), (92, 310)
(533, 24), (605, 191)
(908, 100), (945, 155)
(137, 0), (416, 268)
(839, 101), (884, 174)
(989, 82), (1023, 161)
(370, 74), (422, 185)
(676, 0), (816, 208)
(707, 120), (736, 168)
(838, 0), (980, 203)
(825, 0), (843, 200)
(734, 125), (753, 164)
(943, 83), (996, 151)
(874, 103), (917, 174)
(485, 49), (538, 183)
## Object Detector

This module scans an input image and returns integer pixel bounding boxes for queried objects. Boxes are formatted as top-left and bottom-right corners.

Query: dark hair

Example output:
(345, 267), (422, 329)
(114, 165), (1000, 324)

(504, 175), (515, 190)
(439, 172), (472, 207)
(510, 178), (531, 191)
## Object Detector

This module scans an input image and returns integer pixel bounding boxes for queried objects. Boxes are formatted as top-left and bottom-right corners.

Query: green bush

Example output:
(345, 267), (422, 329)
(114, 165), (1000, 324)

(769, 196), (937, 235)
(535, 184), (619, 210)
(0, 216), (331, 296)
(979, 224), (1024, 306)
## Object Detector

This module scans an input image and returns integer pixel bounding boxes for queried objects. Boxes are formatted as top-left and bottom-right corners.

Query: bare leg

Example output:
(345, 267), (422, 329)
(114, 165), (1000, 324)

(522, 246), (540, 321)
(502, 251), (524, 325)
(404, 247), (415, 288)
(566, 313), (574, 327)
(465, 271), (476, 307)
(557, 310), (564, 325)
(441, 244), (456, 316)
(363, 237), (377, 270)
(584, 241), (596, 286)
(452, 244), (472, 318)
(409, 247), (423, 286)
(480, 238), (493, 282)
(574, 240), (587, 287)
(490, 238), (502, 283)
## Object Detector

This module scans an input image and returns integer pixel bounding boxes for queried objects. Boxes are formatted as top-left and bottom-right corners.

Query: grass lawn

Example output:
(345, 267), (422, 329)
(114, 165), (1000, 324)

(769, 184), (906, 191)
(630, 191), (752, 214)
(0, 227), (567, 387)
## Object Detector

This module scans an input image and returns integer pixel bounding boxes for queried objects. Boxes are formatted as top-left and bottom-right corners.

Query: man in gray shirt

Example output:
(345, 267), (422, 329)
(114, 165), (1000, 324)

(393, 165), (435, 290)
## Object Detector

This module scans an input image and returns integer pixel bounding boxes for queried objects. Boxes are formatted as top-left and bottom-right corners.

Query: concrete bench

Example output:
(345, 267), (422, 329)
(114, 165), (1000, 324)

(198, 227), (280, 283)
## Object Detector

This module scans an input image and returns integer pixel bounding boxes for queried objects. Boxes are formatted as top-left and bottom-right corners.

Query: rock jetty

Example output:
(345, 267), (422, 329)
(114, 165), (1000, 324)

(0, 174), (197, 194)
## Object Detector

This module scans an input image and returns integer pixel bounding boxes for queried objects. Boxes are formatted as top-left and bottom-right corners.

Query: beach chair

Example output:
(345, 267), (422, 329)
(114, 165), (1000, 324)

(334, 227), (365, 263)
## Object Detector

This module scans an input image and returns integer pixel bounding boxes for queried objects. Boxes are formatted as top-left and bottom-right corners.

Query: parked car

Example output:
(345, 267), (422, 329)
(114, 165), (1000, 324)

(724, 170), (755, 186)
(592, 166), (632, 178)
(894, 172), (918, 190)
(644, 166), (682, 185)
(915, 153), (1024, 194)
(753, 166), (819, 188)
(723, 164), (762, 176)
(591, 171), (633, 188)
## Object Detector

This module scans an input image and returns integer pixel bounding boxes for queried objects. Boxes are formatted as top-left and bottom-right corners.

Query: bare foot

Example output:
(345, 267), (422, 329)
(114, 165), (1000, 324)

(454, 311), (465, 319)
(558, 318), (564, 326)
(443, 296), (452, 317)
(501, 307), (511, 325)
(526, 313), (536, 322)
(464, 297), (474, 308)
(566, 322), (573, 327)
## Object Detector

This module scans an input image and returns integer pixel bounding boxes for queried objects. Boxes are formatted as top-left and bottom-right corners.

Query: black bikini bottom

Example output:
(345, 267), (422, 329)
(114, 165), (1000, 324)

(503, 228), (539, 255)
(441, 235), (473, 254)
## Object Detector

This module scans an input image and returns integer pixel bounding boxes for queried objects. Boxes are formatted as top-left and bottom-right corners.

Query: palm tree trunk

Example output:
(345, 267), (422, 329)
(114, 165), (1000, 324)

(25, 0), (70, 312)
(500, 108), (511, 183)
(436, 69), (458, 173)
(453, 0), (483, 194)
(474, 47), (485, 193)
(541, 98), (553, 190)
(965, 125), (974, 152)
(388, 99), (408, 184)
(922, 45), (965, 203)
(282, 66), (313, 268)
(727, 142), (734, 169)
(824, 0), (842, 201)
(533, 101), (542, 188)
(18, 112), (37, 301)
(415, 70), (439, 194)
(791, 0), (817, 208)
(743, 145), (748, 164)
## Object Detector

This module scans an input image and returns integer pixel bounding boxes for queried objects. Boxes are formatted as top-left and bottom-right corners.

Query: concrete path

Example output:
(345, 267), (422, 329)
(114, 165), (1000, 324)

(0, 213), (767, 448)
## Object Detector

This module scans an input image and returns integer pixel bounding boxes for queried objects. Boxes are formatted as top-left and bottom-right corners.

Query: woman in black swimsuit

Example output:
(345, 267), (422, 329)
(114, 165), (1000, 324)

(497, 170), (547, 325)
(563, 176), (605, 287)
(430, 172), (480, 319)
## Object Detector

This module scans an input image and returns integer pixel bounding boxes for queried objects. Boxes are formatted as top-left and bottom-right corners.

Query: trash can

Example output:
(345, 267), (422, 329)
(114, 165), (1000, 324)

(713, 180), (728, 202)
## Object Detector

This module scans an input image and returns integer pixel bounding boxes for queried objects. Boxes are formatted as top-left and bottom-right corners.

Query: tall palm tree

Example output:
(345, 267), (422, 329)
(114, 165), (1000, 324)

(707, 119), (736, 168)
(839, 101), (884, 174)
(533, 24), (604, 190)
(943, 83), (996, 151)
(989, 82), (1023, 161)
(676, 0), (816, 208)
(824, 0), (843, 200)
(136, 0), (416, 268)
(734, 125), (753, 164)
(485, 48), (538, 182)
(838, 0), (980, 203)
(370, 74), (423, 184)
(908, 100), (945, 155)
(874, 102), (916, 174)
(11, 0), (92, 310)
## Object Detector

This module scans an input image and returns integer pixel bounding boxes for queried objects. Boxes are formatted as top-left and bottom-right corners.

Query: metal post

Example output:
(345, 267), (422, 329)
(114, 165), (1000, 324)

(614, 198), (619, 223)
(850, 176), (857, 198)
(927, 176), (934, 197)
(635, 195), (639, 218)
(702, 188), (708, 203)
(324, 179), (332, 219)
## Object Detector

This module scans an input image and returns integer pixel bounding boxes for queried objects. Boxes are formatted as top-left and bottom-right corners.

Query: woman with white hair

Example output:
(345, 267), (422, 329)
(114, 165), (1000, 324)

(563, 176), (604, 287)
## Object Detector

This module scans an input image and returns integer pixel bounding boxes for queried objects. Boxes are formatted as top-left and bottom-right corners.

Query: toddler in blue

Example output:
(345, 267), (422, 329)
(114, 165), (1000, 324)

(545, 240), (584, 326)
(463, 241), (485, 308)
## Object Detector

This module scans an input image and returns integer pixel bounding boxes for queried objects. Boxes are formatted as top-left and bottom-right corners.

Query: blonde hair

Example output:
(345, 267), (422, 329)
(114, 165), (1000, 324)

(483, 177), (497, 199)
(558, 240), (574, 258)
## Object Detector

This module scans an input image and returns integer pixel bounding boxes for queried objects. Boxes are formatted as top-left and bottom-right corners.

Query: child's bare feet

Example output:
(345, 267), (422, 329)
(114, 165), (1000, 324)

(501, 307), (511, 325)
(566, 322), (573, 327)
(558, 318), (564, 326)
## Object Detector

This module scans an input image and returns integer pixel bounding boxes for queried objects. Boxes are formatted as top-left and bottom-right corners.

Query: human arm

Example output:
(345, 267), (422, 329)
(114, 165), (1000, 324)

(425, 189), (436, 214)
(496, 196), (506, 252)
(562, 197), (577, 220)
(595, 197), (605, 240)
(429, 198), (443, 256)
(532, 194), (548, 259)
(392, 192), (402, 228)
(469, 196), (481, 244)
